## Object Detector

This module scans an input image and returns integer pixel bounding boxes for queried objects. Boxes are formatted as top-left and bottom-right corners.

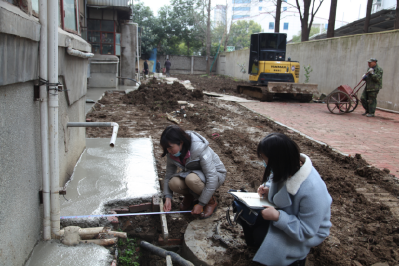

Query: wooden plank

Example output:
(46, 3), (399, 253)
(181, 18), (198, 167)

(159, 199), (169, 240)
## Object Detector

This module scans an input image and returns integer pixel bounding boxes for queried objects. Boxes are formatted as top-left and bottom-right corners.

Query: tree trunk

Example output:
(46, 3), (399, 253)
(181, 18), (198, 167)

(327, 0), (337, 38)
(395, 0), (399, 29)
(275, 0), (281, 33)
(301, 0), (311, 42)
(206, 0), (211, 74)
(364, 0), (373, 33)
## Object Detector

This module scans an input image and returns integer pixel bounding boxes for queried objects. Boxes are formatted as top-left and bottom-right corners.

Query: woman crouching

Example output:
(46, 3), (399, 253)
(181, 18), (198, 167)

(160, 125), (226, 219)
(243, 133), (332, 266)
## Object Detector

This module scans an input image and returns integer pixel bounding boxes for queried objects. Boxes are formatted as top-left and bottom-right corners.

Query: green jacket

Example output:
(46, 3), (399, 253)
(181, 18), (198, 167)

(365, 64), (383, 91)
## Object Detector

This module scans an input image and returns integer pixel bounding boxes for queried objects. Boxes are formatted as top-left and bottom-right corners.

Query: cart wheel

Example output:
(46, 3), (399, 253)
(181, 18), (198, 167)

(347, 96), (359, 113)
(326, 90), (351, 114)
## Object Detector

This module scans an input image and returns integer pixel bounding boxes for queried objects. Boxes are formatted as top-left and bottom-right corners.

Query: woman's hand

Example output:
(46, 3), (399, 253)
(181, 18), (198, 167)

(164, 198), (172, 212)
(258, 185), (269, 198)
(191, 204), (203, 215)
(261, 206), (280, 221)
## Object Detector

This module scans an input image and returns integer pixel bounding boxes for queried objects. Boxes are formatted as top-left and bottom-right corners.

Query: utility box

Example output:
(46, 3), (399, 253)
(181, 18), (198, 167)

(88, 54), (119, 88)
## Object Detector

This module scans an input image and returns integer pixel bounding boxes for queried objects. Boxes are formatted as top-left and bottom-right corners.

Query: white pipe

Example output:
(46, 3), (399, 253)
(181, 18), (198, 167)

(48, 0), (61, 238)
(133, 22), (140, 83)
(67, 122), (119, 147)
(39, 0), (51, 241)
(66, 45), (94, 58)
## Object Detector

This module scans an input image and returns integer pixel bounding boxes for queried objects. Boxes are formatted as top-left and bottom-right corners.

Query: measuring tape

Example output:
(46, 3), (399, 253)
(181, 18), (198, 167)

(60, 210), (192, 220)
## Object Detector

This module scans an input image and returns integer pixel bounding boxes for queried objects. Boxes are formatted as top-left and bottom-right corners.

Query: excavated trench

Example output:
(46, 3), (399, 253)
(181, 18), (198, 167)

(85, 75), (399, 266)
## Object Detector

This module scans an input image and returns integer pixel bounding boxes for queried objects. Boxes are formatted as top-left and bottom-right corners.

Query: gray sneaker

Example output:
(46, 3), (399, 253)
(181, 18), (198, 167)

(366, 113), (375, 117)
(362, 112), (368, 116)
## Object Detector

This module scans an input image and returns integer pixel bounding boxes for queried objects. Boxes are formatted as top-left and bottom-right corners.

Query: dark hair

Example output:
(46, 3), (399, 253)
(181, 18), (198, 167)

(257, 133), (300, 184)
(160, 125), (192, 162)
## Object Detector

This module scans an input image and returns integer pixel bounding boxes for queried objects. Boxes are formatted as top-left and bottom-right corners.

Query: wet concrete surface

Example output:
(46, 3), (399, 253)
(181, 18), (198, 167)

(60, 138), (160, 218)
(26, 240), (113, 266)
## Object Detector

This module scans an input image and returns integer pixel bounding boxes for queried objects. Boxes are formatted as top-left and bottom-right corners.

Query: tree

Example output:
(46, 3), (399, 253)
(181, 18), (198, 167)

(226, 20), (262, 50)
(327, 0), (337, 38)
(287, 0), (325, 42)
(206, 0), (211, 74)
(290, 26), (321, 43)
(130, 2), (157, 59)
(364, 0), (373, 33)
(275, 0), (282, 33)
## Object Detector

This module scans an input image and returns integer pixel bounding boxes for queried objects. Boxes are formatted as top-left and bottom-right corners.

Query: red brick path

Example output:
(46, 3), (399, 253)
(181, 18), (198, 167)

(241, 101), (399, 177)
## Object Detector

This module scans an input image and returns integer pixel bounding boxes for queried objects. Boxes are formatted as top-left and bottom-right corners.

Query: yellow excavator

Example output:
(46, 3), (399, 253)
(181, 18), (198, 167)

(237, 33), (317, 102)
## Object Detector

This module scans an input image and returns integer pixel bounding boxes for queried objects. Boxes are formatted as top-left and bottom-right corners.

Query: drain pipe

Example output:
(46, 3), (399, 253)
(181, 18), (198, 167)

(39, 0), (51, 241)
(48, 0), (61, 238)
(133, 22), (140, 83)
(66, 41), (94, 58)
(67, 122), (119, 147)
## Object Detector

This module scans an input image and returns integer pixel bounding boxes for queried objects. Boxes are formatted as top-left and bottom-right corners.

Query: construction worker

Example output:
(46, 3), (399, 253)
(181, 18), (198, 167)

(164, 59), (171, 77)
(160, 125), (226, 219)
(360, 58), (383, 117)
(143, 59), (149, 78)
(156, 60), (161, 73)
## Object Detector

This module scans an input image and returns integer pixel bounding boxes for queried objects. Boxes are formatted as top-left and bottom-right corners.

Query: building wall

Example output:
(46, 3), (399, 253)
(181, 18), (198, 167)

(216, 30), (399, 111)
(0, 1), (90, 265)
(155, 55), (217, 74)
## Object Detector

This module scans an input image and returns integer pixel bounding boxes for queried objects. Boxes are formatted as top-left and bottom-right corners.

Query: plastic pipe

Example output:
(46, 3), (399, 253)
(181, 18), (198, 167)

(66, 45), (94, 58)
(140, 241), (194, 266)
(39, 0), (51, 241)
(67, 122), (119, 147)
(48, 0), (61, 238)
(132, 22), (140, 83)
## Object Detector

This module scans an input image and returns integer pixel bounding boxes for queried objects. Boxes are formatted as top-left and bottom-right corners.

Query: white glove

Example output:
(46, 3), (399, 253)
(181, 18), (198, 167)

(368, 68), (375, 75)
(362, 74), (367, 80)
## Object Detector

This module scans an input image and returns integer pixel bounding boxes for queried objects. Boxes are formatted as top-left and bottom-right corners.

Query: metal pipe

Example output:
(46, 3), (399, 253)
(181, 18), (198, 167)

(67, 122), (119, 147)
(140, 241), (194, 266)
(66, 45), (94, 58)
(39, 0), (51, 241)
(48, 0), (61, 238)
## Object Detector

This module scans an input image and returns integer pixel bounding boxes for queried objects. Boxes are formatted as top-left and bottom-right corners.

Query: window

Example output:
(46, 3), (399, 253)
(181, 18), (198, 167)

(232, 15), (250, 19)
(233, 7), (251, 11)
(283, 7), (287, 11)
(283, 23), (289, 30)
(88, 19), (116, 55)
(259, 7), (262, 11)
(269, 22), (274, 29)
(233, 0), (251, 3)
(59, 0), (79, 34)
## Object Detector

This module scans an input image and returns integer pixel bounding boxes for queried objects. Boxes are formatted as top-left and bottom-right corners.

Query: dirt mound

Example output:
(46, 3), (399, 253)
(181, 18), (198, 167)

(121, 79), (203, 112)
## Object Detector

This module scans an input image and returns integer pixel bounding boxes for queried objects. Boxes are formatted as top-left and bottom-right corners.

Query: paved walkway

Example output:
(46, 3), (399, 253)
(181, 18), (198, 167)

(240, 101), (399, 177)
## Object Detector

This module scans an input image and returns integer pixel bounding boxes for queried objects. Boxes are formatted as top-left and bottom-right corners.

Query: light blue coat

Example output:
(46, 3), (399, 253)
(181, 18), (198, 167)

(253, 154), (332, 266)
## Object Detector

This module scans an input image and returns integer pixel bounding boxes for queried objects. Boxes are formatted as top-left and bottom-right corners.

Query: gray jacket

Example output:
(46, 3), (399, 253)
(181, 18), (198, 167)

(163, 131), (226, 205)
(253, 154), (332, 266)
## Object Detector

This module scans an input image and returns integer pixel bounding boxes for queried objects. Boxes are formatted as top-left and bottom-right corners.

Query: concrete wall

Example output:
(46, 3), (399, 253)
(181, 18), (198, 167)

(216, 30), (399, 111)
(88, 55), (119, 88)
(156, 55), (217, 74)
(0, 2), (88, 265)
(286, 30), (399, 111)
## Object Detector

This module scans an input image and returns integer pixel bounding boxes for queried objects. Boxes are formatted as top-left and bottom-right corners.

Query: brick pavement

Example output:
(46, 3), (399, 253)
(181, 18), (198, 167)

(240, 101), (399, 177)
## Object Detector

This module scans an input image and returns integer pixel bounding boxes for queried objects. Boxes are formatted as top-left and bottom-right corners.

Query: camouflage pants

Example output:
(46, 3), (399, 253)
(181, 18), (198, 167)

(360, 89), (379, 115)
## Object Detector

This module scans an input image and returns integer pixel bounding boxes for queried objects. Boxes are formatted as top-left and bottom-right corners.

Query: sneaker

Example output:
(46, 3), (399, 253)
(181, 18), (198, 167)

(366, 113), (375, 117)
(362, 112), (368, 116)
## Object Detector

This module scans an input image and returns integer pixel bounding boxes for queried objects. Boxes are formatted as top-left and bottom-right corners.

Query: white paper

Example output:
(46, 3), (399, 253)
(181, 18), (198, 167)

(230, 192), (276, 209)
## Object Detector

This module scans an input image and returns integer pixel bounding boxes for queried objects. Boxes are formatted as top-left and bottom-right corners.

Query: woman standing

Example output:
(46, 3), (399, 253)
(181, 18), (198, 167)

(160, 125), (226, 219)
(242, 133), (332, 266)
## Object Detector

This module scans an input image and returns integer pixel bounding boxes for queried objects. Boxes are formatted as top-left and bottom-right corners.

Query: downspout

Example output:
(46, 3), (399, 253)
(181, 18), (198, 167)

(66, 44), (94, 58)
(39, 0), (50, 241)
(48, 0), (61, 238)
(132, 22), (140, 83)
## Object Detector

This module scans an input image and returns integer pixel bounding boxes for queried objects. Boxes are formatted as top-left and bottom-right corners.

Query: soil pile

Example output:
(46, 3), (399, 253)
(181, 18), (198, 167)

(120, 78), (203, 112)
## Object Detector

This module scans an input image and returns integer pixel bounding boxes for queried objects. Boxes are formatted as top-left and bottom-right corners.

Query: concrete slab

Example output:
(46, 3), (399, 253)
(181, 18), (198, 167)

(60, 138), (160, 220)
(203, 91), (260, 103)
(26, 240), (113, 266)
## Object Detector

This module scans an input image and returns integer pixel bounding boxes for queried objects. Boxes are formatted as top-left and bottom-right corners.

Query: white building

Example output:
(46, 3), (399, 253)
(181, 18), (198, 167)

(372, 0), (397, 13)
(224, 0), (351, 41)
(214, 5), (227, 27)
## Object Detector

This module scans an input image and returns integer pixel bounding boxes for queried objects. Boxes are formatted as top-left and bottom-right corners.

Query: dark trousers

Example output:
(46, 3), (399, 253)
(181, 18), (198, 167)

(239, 215), (306, 266)
(360, 89), (379, 114)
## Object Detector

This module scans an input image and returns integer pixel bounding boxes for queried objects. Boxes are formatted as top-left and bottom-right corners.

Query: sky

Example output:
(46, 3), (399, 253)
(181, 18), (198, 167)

(137, 0), (369, 25)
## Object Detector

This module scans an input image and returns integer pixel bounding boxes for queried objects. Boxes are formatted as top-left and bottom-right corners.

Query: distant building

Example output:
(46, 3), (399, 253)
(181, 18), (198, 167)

(214, 5), (227, 27)
(372, 0), (397, 13)
(225, 0), (347, 41)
